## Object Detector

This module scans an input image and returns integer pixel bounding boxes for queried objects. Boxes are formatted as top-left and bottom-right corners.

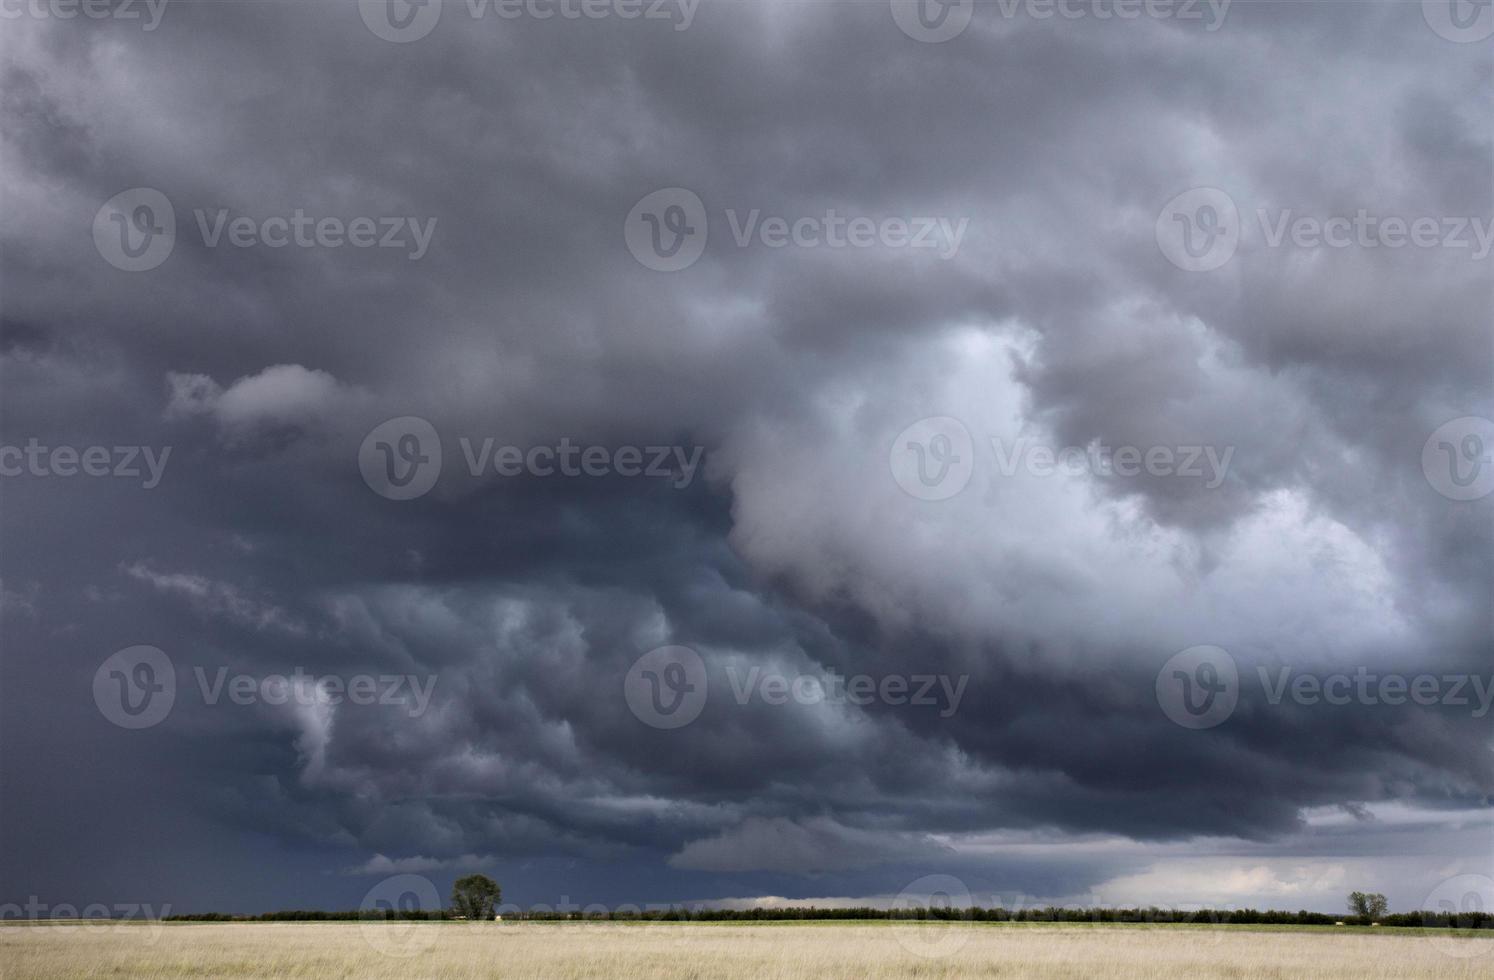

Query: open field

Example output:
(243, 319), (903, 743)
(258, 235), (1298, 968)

(2, 921), (1491, 979)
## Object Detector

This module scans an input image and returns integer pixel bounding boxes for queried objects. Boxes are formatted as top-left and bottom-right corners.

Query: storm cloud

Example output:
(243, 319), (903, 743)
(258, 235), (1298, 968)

(1, 0), (1489, 916)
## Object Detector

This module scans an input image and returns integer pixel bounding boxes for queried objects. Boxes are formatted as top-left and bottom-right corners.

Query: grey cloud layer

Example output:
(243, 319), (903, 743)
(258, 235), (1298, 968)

(1, 0), (1489, 912)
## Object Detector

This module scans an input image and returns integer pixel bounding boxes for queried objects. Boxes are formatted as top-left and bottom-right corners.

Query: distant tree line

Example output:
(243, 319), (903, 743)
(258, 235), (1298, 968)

(165, 910), (448, 922)
(164, 904), (1492, 928)
(514, 905), (1491, 929)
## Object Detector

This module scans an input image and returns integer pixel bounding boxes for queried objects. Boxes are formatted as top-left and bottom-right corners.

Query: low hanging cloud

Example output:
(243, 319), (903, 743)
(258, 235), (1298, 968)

(670, 817), (952, 874)
(346, 853), (499, 877)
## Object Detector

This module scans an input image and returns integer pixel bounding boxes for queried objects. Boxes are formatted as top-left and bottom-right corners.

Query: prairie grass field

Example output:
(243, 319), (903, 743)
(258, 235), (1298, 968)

(2, 920), (1491, 979)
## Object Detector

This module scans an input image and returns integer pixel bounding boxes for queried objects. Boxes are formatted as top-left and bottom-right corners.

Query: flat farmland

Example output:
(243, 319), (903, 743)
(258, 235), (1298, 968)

(2, 920), (1490, 979)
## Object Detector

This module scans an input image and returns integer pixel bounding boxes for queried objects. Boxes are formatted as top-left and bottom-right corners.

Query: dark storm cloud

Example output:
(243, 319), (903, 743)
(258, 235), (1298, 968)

(1, 0), (1489, 914)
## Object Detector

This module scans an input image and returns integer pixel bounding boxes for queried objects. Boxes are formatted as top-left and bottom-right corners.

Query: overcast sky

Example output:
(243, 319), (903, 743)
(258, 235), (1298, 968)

(1, 0), (1490, 918)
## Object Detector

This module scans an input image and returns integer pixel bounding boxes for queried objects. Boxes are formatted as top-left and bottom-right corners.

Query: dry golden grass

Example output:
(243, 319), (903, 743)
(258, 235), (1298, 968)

(2, 920), (1491, 979)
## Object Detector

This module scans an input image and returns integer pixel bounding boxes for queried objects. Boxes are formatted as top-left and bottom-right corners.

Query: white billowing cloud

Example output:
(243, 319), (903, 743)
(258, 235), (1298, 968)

(166, 364), (367, 441)
(719, 326), (1413, 671)
(290, 674), (337, 786)
(1091, 859), (1355, 910)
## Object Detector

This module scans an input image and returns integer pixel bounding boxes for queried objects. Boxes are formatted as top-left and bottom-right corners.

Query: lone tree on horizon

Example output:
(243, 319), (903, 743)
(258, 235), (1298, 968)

(451, 874), (502, 920)
(1347, 891), (1388, 922)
